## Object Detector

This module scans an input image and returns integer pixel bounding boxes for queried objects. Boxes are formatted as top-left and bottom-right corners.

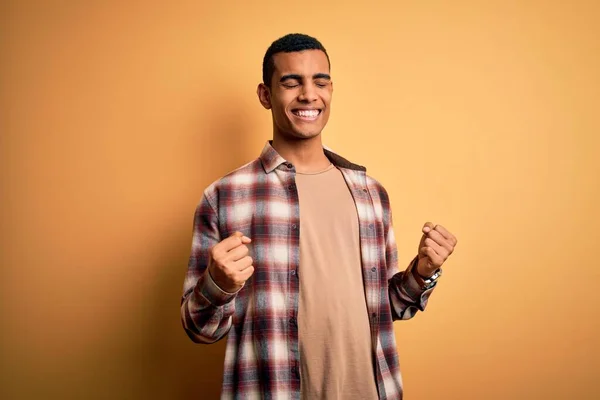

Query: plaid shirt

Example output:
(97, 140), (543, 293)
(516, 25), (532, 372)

(181, 142), (436, 400)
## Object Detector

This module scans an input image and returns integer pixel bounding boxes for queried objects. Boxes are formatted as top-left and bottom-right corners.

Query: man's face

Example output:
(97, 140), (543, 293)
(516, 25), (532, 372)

(258, 50), (333, 140)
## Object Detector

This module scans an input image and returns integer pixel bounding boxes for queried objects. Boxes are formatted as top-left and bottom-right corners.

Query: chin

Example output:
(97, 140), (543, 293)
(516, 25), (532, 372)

(291, 124), (325, 139)
(292, 130), (322, 140)
(276, 121), (325, 141)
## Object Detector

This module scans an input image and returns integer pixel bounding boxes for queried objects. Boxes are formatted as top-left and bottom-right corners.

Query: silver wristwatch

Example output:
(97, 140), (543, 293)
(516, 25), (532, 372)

(422, 269), (442, 290)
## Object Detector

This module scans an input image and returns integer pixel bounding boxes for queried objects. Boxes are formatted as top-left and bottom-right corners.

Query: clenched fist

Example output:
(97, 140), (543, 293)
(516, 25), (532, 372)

(416, 222), (457, 278)
(208, 232), (255, 293)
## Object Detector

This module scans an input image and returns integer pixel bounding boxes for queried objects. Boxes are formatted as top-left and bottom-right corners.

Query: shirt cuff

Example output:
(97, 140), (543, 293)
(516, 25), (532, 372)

(194, 269), (240, 307)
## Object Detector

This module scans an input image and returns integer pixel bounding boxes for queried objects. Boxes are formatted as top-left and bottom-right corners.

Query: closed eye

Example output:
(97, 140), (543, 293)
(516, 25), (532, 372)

(279, 74), (302, 88)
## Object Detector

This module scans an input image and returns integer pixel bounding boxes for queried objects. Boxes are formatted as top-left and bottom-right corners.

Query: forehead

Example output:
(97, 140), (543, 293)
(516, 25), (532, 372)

(271, 50), (330, 77)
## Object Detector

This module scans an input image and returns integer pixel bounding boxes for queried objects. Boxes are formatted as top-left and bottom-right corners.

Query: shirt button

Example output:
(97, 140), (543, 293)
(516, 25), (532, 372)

(288, 184), (296, 190)
(289, 317), (297, 326)
(371, 267), (376, 272)
(291, 270), (296, 275)
(362, 188), (368, 193)
(286, 163), (293, 168)
(292, 224), (297, 229)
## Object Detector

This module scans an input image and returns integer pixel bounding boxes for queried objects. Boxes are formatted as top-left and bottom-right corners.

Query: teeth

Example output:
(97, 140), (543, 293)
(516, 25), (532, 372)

(295, 110), (319, 118)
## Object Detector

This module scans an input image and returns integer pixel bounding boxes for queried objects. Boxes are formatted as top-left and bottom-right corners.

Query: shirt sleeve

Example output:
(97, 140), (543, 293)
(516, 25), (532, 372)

(180, 192), (238, 343)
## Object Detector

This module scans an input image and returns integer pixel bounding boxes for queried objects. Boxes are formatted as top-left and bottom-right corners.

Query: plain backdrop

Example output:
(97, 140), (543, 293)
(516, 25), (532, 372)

(1, 1), (599, 399)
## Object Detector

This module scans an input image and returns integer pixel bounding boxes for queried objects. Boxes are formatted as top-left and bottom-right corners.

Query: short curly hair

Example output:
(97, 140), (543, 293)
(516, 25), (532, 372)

(262, 33), (330, 87)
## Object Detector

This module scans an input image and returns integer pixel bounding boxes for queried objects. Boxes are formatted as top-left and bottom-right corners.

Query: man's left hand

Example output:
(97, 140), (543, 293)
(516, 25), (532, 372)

(416, 222), (457, 278)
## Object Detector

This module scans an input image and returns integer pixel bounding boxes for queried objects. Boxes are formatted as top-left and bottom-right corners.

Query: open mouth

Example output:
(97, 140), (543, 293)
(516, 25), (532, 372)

(291, 109), (322, 121)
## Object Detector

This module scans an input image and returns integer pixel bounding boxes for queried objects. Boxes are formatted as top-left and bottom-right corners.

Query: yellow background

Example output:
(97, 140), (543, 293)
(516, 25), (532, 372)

(2, 1), (599, 399)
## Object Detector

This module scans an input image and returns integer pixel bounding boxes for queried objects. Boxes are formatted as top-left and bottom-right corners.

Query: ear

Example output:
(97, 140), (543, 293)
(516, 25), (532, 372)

(257, 83), (272, 110)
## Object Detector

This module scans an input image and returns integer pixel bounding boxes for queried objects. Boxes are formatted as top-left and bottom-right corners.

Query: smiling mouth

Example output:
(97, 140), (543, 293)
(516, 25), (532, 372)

(292, 109), (322, 121)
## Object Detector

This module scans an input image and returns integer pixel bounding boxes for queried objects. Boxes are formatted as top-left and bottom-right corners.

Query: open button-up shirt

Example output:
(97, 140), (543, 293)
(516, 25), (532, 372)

(181, 141), (436, 399)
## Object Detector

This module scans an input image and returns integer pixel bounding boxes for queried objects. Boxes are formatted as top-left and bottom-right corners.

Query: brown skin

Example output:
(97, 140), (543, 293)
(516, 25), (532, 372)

(417, 223), (458, 277)
(257, 50), (333, 173)
(209, 49), (457, 293)
(208, 232), (254, 293)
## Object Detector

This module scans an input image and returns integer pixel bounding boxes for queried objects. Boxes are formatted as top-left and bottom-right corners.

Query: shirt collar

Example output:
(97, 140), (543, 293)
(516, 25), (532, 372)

(259, 140), (366, 173)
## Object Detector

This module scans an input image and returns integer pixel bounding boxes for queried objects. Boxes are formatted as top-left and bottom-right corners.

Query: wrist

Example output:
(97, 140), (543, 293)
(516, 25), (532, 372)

(207, 267), (240, 294)
(415, 257), (439, 279)
(196, 268), (239, 307)
(412, 257), (442, 290)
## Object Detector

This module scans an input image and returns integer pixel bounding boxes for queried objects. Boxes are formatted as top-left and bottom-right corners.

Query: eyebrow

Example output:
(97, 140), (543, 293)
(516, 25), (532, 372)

(279, 73), (331, 83)
(313, 73), (331, 80)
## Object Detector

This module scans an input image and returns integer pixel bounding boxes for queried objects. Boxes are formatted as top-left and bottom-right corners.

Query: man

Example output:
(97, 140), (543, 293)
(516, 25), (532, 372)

(181, 33), (457, 399)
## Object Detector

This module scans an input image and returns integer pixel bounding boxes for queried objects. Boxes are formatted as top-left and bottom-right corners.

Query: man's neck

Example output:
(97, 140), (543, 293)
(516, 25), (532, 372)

(271, 134), (331, 174)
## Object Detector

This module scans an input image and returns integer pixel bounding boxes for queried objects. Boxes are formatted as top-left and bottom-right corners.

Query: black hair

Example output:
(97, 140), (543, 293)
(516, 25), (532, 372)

(262, 33), (330, 87)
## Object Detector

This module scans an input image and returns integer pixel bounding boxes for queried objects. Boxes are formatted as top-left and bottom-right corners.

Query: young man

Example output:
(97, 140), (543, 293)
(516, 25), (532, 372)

(181, 33), (457, 400)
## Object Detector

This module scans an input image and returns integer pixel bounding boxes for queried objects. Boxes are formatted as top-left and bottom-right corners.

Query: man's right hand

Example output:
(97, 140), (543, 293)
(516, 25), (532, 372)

(208, 231), (254, 293)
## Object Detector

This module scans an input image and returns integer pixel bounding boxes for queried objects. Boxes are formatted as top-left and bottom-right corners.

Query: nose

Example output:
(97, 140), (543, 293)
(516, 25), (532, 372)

(298, 82), (318, 103)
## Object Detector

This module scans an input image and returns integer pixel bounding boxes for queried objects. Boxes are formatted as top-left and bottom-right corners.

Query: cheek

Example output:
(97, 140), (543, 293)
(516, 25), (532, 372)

(322, 101), (332, 117)
(270, 100), (285, 115)
(272, 96), (291, 113)
(272, 103), (291, 126)
(321, 91), (333, 107)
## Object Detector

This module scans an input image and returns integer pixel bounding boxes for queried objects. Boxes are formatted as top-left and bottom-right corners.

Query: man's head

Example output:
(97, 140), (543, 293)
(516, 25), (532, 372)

(262, 33), (330, 87)
(258, 33), (333, 141)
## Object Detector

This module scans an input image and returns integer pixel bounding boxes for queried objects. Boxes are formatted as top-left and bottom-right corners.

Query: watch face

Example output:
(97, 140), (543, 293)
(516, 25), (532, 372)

(422, 269), (441, 289)
(425, 281), (437, 290)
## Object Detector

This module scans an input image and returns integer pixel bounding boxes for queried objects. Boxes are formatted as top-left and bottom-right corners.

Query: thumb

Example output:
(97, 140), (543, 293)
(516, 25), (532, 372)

(422, 221), (434, 234)
(418, 222), (433, 256)
(232, 231), (252, 244)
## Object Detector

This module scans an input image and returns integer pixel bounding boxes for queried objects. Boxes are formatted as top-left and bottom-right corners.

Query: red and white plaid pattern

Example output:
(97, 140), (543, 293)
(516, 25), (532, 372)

(181, 141), (435, 399)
